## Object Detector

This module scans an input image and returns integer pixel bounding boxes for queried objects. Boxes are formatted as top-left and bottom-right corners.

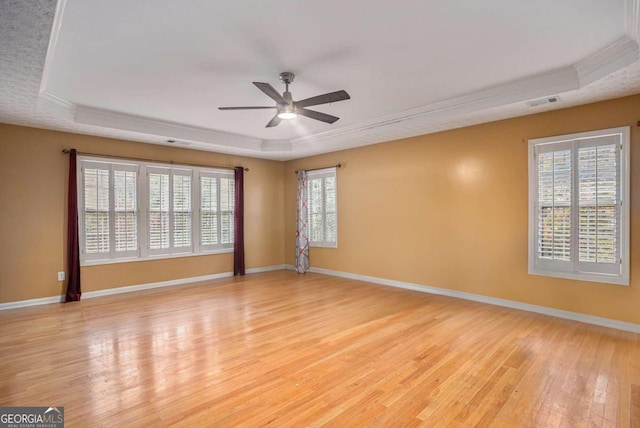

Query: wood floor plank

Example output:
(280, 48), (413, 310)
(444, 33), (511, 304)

(1, 270), (639, 426)
(631, 384), (640, 428)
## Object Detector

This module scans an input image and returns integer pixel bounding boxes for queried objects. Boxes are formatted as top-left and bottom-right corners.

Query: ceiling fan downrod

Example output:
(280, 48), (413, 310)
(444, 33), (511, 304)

(280, 72), (295, 105)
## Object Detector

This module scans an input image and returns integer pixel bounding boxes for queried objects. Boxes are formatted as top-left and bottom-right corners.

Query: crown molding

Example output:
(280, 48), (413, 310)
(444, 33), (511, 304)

(261, 139), (292, 151)
(74, 105), (266, 152)
(38, 0), (67, 94)
(37, 90), (75, 120)
(575, 36), (638, 86)
(627, 0), (640, 42)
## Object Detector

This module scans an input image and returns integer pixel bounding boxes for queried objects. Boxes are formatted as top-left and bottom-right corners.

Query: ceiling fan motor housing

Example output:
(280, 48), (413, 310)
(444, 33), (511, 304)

(279, 72), (295, 85)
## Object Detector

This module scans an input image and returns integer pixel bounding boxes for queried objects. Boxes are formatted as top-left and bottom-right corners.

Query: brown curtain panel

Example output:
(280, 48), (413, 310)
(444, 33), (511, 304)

(233, 167), (245, 276)
(65, 149), (81, 301)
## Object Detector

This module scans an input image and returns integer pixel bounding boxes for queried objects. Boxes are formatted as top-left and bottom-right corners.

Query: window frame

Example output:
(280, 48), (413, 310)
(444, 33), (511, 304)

(527, 126), (630, 285)
(78, 156), (235, 266)
(307, 167), (338, 248)
(80, 160), (140, 263)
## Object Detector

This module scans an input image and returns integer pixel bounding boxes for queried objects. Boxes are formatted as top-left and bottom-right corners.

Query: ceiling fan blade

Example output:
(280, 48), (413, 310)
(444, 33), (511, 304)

(297, 108), (340, 124)
(218, 106), (277, 110)
(253, 82), (287, 104)
(266, 115), (281, 128)
(295, 90), (350, 108)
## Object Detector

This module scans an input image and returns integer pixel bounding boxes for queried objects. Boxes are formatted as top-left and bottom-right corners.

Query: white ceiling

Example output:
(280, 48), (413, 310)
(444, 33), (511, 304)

(1, 0), (639, 160)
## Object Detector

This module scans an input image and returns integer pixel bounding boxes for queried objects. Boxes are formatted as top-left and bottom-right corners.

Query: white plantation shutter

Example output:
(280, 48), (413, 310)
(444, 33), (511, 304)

(198, 171), (235, 251)
(172, 171), (192, 249)
(82, 162), (110, 259)
(220, 176), (235, 245)
(529, 127), (629, 285)
(536, 144), (572, 272)
(576, 138), (619, 275)
(113, 166), (138, 256)
(148, 169), (170, 252)
(81, 161), (139, 261)
(307, 167), (337, 247)
(148, 167), (193, 254)
(200, 175), (218, 246)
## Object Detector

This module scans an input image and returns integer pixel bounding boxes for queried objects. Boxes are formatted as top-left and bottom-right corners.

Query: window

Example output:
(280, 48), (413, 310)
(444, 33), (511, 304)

(82, 161), (138, 262)
(79, 156), (234, 265)
(528, 127), (629, 285)
(147, 167), (193, 254)
(199, 172), (235, 251)
(307, 167), (337, 247)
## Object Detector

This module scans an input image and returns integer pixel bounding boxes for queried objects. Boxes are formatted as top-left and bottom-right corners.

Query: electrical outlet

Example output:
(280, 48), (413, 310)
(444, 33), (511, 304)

(57, 271), (65, 281)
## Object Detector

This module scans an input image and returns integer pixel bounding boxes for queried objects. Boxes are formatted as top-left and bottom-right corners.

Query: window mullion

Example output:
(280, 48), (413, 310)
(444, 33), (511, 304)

(570, 141), (579, 272)
(139, 166), (148, 257)
(217, 177), (222, 247)
(193, 171), (200, 253)
(319, 179), (324, 243)
(108, 166), (116, 260)
(168, 170), (174, 253)
(78, 166), (86, 263)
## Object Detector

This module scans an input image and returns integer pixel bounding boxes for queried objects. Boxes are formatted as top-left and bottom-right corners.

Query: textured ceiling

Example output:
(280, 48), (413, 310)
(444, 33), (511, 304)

(1, 0), (639, 160)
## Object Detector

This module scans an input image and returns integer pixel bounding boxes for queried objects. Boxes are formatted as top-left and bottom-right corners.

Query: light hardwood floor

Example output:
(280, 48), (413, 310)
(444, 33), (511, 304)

(1, 271), (639, 427)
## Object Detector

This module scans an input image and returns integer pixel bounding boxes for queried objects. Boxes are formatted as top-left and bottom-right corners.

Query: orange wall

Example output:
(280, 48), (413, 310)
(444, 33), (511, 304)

(0, 124), (285, 302)
(284, 94), (640, 324)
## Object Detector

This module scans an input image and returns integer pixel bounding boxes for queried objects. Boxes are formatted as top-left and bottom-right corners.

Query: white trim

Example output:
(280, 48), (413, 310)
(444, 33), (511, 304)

(575, 37), (638, 87)
(36, 91), (76, 120)
(81, 248), (234, 266)
(38, 0), (67, 94)
(627, 0), (640, 42)
(307, 267), (640, 334)
(0, 295), (65, 311)
(246, 264), (289, 274)
(74, 105), (265, 152)
(0, 265), (287, 311)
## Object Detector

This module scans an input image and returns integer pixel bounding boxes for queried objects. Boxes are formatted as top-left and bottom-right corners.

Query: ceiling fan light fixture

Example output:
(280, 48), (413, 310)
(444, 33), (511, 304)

(277, 105), (297, 120)
(219, 72), (350, 127)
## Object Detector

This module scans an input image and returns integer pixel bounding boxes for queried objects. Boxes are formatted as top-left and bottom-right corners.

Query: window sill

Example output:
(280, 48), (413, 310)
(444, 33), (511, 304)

(528, 268), (629, 286)
(81, 247), (234, 267)
(310, 242), (337, 249)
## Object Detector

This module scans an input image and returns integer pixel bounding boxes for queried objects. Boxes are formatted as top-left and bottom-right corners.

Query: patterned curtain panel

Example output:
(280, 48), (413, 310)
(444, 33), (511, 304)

(295, 171), (309, 273)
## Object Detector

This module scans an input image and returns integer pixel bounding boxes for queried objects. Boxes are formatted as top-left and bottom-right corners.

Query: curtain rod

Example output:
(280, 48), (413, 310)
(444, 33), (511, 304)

(294, 164), (342, 174)
(62, 149), (249, 171)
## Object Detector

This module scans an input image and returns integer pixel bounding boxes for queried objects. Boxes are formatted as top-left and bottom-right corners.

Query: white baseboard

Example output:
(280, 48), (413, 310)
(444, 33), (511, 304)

(247, 264), (289, 274)
(0, 265), (286, 311)
(0, 295), (65, 310)
(308, 267), (640, 334)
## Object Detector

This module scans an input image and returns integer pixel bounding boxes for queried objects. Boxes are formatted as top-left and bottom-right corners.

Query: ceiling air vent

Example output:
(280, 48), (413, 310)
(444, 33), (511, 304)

(527, 96), (561, 107)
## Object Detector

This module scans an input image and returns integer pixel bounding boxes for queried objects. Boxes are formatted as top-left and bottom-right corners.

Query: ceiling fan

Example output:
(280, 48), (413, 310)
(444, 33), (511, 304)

(218, 72), (350, 128)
